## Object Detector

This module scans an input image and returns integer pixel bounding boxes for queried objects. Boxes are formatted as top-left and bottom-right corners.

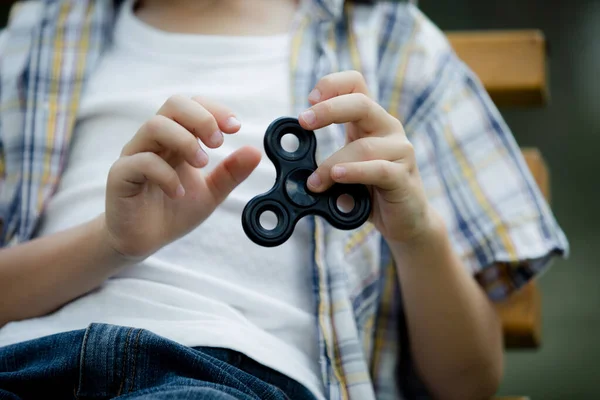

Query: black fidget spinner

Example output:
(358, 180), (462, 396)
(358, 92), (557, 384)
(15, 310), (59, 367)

(242, 117), (371, 247)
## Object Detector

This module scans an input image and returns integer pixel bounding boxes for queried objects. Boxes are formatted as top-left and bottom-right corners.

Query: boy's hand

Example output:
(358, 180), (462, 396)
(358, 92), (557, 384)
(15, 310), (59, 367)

(298, 71), (436, 245)
(105, 95), (261, 259)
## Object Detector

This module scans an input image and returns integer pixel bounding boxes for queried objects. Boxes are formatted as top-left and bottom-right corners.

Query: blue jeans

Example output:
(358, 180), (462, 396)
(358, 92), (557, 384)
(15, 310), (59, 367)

(0, 323), (317, 399)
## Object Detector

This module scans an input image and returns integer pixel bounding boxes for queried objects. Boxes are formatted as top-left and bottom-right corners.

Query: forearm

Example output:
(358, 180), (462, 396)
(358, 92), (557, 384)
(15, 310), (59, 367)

(389, 211), (503, 400)
(0, 214), (132, 326)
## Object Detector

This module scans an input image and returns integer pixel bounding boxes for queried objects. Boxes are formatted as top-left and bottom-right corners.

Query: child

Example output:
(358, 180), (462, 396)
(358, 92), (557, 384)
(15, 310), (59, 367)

(0, 0), (568, 399)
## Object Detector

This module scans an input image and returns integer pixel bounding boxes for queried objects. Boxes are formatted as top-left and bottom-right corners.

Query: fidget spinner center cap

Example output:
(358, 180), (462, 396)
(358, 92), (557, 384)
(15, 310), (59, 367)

(284, 168), (318, 207)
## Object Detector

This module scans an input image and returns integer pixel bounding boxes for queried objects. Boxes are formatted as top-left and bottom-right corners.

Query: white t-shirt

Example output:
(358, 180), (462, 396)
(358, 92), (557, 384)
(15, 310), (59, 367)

(0, 1), (325, 398)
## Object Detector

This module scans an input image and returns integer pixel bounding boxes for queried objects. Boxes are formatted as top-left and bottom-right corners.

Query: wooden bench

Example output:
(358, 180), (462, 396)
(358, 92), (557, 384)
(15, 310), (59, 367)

(447, 30), (548, 107)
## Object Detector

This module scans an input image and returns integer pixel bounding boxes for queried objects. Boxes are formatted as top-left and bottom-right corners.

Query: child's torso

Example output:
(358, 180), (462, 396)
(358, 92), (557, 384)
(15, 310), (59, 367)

(0, 2), (326, 398)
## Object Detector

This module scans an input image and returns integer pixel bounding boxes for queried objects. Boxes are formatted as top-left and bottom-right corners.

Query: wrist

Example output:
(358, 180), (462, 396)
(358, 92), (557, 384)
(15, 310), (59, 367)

(92, 214), (142, 267)
(386, 206), (449, 261)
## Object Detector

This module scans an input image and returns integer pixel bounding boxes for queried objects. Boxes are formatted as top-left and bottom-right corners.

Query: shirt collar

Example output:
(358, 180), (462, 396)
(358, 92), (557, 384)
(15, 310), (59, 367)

(312, 0), (345, 20)
(112, 0), (346, 22)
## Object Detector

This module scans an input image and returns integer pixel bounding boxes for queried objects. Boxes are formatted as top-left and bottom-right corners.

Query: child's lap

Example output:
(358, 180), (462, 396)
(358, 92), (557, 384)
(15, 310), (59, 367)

(0, 323), (315, 400)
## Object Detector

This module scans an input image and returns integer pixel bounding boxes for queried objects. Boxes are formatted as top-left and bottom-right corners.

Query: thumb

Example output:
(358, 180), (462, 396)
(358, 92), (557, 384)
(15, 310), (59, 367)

(205, 146), (262, 205)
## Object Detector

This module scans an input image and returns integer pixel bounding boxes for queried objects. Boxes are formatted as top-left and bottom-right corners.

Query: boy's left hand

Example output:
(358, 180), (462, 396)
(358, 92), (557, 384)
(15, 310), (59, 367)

(298, 71), (436, 245)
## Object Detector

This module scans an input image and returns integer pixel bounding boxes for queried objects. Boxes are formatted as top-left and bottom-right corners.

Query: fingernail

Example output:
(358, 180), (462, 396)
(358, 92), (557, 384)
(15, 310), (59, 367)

(300, 109), (316, 126)
(210, 130), (223, 146)
(307, 173), (321, 188)
(196, 148), (208, 165)
(332, 166), (346, 179)
(308, 88), (321, 103)
(226, 116), (241, 129)
(176, 184), (185, 198)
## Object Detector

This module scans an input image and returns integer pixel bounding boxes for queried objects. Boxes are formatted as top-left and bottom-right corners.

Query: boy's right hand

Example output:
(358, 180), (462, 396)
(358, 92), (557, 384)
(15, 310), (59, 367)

(104, 95), (261, 260)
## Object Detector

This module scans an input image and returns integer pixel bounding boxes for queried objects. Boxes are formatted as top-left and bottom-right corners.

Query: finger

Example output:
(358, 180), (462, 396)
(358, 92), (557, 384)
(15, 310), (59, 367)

(205, 146), (262, 205)
(306, 136), (407, 192)
(122, 115), (208, 168)
(157, 95), (238, 149)
(108, 152), (184, 200)
(329, 160), (406, 191)
(299, 93), (402, 135)
(308, 70), (370, 105)
(191, 96), (241, 134)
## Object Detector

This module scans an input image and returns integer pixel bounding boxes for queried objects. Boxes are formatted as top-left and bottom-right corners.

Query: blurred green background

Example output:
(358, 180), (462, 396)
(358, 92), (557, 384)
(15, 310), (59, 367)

(1, 1), (598, 399)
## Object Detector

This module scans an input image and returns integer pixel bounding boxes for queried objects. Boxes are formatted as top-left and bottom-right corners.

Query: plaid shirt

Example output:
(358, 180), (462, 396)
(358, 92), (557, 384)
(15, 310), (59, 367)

(0, 0), (568, 399)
